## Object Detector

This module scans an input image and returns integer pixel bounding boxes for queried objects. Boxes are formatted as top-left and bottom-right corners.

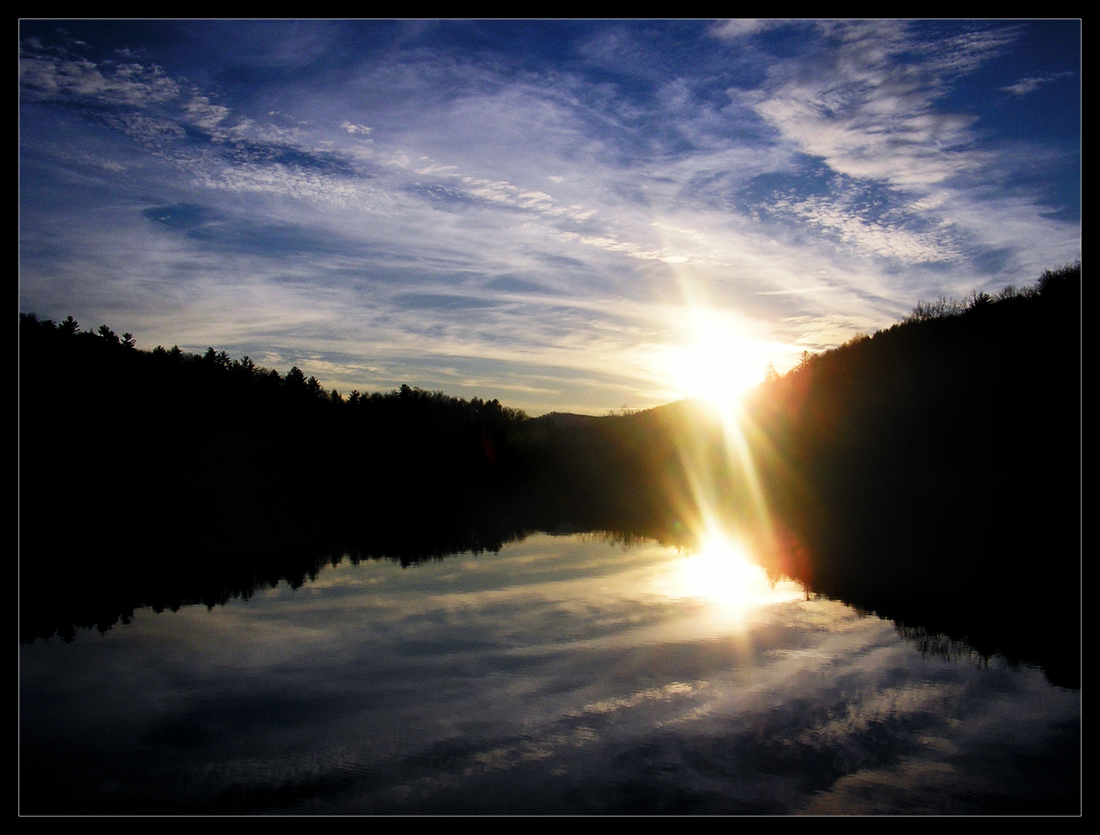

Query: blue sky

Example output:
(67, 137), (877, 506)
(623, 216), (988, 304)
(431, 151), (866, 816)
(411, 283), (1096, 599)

(19, 20), (1080, 415)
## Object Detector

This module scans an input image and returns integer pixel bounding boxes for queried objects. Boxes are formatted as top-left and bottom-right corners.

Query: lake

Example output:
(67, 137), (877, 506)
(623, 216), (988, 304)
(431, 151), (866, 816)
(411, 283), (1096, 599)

(19, 531), (1080, 815)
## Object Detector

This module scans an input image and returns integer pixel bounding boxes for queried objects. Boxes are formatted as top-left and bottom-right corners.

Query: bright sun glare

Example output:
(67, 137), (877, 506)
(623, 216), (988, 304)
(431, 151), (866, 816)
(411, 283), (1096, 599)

(667, 309), (768, 410)
(677, 535), (762, 600)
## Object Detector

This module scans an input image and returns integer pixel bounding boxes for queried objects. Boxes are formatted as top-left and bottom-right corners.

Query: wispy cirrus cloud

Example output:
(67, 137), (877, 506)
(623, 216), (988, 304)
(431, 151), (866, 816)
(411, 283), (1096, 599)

(740, 20), (1006, 189)
(19, 50), (181, 106)
(1001, 71), (1075, 96)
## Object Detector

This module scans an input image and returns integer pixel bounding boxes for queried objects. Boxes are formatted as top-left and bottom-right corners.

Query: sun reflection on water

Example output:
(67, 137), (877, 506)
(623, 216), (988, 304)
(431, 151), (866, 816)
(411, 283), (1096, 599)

(661, 530), (804, 626)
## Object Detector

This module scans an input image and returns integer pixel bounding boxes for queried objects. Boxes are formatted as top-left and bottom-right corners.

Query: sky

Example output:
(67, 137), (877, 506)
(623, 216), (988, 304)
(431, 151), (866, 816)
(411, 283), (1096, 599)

(19, 19), (1081, 415)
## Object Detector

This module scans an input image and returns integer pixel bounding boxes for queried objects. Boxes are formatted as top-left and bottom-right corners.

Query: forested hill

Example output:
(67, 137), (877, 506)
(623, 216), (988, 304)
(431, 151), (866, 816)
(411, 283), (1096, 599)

(743, 260), (1081, 570)
(737, 262), (1081, 687)
(18, 318), (532, 557)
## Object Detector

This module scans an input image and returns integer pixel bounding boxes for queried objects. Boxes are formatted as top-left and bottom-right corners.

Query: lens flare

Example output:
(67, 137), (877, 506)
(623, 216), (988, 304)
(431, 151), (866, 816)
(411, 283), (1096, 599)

(657, 310), (789, 620)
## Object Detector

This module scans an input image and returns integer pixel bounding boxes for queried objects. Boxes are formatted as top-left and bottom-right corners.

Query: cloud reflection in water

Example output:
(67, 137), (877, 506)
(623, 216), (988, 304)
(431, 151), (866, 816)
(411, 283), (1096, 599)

(19, 533), (1079, 814)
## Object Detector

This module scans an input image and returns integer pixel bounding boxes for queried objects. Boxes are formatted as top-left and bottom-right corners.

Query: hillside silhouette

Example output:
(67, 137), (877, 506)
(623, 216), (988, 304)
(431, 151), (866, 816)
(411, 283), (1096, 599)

(740, 263), (1081, 687)
(19, 264), (1080, 685)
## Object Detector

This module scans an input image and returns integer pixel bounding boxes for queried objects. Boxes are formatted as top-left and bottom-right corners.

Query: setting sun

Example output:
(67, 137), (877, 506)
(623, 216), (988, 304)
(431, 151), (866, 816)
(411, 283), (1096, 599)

(665, 308), (771, 410)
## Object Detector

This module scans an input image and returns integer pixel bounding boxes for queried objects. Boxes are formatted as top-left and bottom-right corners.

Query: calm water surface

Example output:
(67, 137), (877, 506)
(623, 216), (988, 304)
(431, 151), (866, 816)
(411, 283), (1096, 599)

(20, 533), (1080, 815)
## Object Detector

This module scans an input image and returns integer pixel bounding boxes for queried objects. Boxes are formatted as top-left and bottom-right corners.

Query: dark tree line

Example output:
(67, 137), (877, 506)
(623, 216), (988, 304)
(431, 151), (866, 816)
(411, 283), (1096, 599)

(744, 262), (1080, 569)
(19, 315), (529, 513)
(18, 316), (533, 641)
